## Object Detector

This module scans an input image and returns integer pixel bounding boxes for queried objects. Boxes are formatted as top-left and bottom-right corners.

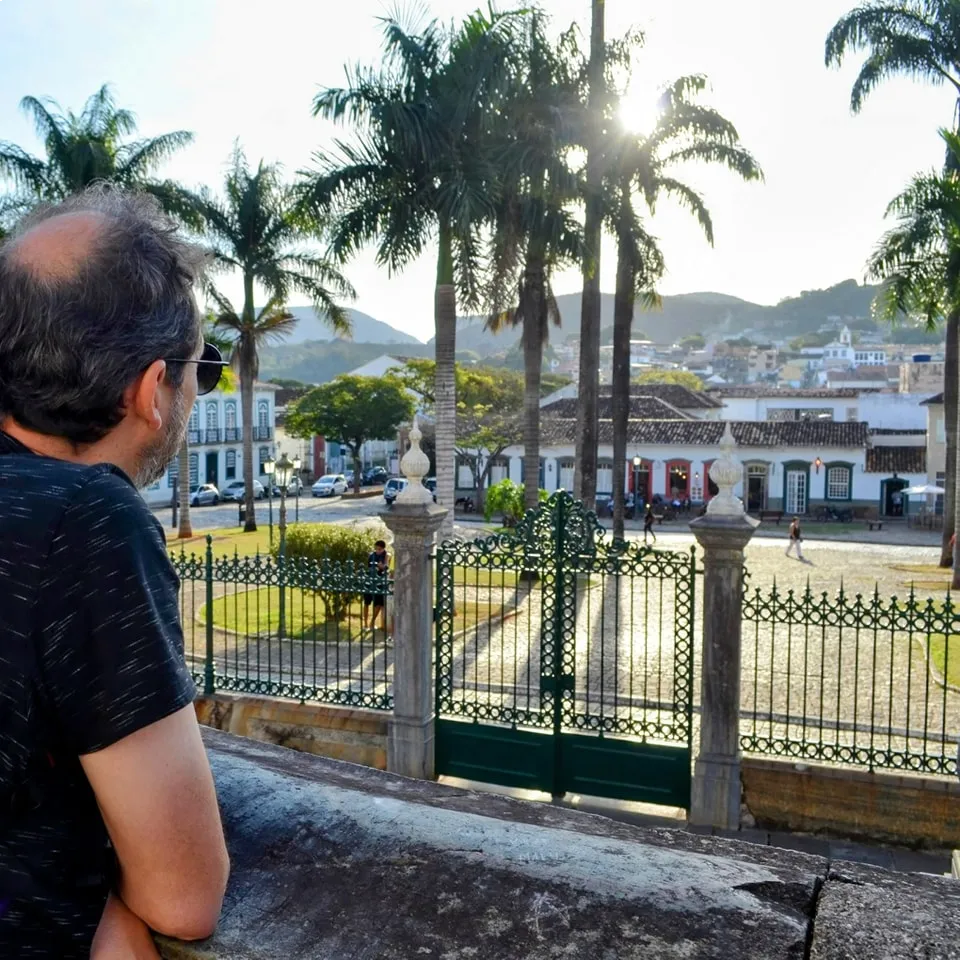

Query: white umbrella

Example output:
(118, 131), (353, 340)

(905, 484), (946, 496)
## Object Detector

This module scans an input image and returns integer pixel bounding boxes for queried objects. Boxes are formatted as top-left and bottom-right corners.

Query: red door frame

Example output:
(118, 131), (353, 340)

(701, 459), (715, 501)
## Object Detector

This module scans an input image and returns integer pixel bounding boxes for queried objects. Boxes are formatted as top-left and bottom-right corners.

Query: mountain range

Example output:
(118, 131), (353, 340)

(258, 280), (889, 384)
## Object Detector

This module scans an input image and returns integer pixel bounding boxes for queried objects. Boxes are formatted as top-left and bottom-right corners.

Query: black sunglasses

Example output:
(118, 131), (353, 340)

(167, 342), (229, 396)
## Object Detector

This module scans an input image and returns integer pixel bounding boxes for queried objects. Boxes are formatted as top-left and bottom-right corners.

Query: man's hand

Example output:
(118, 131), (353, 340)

(91, 894), (159, 960)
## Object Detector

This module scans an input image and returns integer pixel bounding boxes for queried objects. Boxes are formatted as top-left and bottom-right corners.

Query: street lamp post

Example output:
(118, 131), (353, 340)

(274, 453), (295, 639)
(293, 455), (302, 523)
(264, 456), (276, 548)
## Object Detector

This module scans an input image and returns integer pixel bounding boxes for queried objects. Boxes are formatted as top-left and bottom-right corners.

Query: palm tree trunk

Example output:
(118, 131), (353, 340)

(241, 273), (258, 533)
(176, 439), (192, 539)
(522, 255), (546, 512)
(573, 0), (605, 513)
(434, 219), (457, 538)
(941, 309), (958, 565)
(611, 216), (633, 541)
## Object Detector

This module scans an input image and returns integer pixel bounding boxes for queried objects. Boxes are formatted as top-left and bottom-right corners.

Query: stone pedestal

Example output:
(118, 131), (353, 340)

(381, 501), (447, 780)
(689, 512), (758, 830)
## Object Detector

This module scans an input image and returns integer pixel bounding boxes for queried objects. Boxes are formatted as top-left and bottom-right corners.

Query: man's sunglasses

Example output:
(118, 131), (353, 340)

(167, 342), (229, 396)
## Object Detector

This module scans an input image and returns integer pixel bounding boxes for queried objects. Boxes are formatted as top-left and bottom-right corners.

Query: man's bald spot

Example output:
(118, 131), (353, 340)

(8, 210), (108, 281)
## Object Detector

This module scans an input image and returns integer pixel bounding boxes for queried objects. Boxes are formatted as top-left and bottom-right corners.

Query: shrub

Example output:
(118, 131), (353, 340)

(272, 523), (381, 621)
(483, 479), (548, 527)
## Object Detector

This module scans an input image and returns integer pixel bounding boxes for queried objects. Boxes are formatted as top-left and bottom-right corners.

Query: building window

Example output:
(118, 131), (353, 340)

(258, 446), (270, 472)
(168, 457), (179, 488)
(490, 458), (509, 485)
(258, 401), (269, 429)
(796, 408), (833, 422)
(597, 461), (613, 495)
(457, 457), (475, 489)
(188, 405), (199, 431)
(744, 462), (768, 512)
(558, 459), (575, 491)
(226, 450), (237, 480)
(225, 401), (237, 429)
(188, 453), (199, 487)
(826, 465), (851, 501)
(846, 407), (858, 422)
(206, 401), (219, 432)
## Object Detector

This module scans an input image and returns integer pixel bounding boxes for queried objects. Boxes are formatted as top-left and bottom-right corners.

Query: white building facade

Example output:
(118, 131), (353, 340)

(140, 383), (278, 506)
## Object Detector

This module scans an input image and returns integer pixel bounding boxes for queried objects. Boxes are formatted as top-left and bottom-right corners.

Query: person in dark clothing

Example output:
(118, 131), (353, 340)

(0, 188), (229, 957)
(643, 504), (658, 544)
(363, 539), (390, 634)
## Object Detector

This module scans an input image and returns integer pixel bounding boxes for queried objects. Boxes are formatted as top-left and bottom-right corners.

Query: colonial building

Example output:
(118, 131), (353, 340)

(140, 382), (278, 506)
(458, 383), (929, 518)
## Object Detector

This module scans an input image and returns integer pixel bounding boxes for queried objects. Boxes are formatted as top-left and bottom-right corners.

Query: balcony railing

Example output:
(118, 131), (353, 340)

(187, 426), (271, 445)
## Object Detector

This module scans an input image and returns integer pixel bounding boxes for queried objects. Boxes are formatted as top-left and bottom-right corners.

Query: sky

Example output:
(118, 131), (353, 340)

(0, 0), (957, 343)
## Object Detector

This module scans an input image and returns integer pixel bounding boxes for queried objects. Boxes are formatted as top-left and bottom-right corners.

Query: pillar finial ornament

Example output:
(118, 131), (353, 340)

(398, 416), (434, 505)
(706, 422), (744, 517)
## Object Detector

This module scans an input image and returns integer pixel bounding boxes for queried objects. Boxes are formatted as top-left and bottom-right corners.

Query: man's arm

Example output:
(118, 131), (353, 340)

(81, 705), (229, 941)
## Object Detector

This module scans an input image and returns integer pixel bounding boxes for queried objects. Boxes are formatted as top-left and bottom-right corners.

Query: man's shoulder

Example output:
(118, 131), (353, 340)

(58, 468), (164, 546)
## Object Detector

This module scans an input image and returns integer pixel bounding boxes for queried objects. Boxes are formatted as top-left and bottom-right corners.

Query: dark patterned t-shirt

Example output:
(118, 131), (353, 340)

(0, 431), (197, 956)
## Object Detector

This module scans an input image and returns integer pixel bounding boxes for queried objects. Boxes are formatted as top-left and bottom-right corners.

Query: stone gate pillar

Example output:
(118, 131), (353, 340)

(689, 423), (758, 830)
(381, 418), (447, 780)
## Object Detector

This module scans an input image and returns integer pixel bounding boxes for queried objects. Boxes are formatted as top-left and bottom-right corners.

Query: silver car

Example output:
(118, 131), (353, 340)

(189, 483), (220, 507)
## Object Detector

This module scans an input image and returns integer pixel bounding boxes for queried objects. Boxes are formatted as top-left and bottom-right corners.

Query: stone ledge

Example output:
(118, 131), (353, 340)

(156, 731), (958, 959)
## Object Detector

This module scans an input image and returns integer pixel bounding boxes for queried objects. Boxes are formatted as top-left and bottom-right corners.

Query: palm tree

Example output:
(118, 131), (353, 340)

(175, 323), (237, 540)
(485, 19), (584, 512)
(306, 9), (522, 536)
(827, 1), (960, 564)
(869, 128), (960, 584)
(606, 76), (762, 539)
(573, 0), (608, 511)
(189, 148), (354, 532)
(0, 84), (196, 220)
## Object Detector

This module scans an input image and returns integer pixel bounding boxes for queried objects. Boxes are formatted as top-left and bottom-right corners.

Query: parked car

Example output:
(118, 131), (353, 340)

(268, 476), (304, 497)
(223, 479), (265, 502)
(312, 474), (348, 497)
(383, 477), (406, 504)
(384, 477), (437, 506)
(362, 466), (389, 487)
(189, 483), (220, 507)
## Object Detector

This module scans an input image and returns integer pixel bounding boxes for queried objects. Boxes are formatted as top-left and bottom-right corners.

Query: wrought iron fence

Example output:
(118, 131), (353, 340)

(741, 580), (959, 777)
(171, 537), (393, 710)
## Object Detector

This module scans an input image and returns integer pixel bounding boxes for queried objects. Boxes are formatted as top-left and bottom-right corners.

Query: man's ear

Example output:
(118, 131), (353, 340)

(127, 359), (167, 432)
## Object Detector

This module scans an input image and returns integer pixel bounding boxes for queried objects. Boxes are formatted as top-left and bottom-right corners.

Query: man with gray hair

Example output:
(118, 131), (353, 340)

(0, 188), (229, 957)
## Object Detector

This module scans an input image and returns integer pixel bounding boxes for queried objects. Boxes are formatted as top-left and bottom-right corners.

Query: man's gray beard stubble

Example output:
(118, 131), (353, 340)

(134, 387), (188, 489)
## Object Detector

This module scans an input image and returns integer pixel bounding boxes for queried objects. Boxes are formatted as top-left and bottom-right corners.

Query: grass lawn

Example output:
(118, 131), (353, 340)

(168, 526), (275, 557)
(205, 585), (507, 641)
(888, 563), (953, 593)
(928, 633), (960, 688)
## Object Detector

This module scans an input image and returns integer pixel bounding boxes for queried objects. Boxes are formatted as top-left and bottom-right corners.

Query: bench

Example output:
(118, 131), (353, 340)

(867, 518), (883, 531)
(759, 510), (784, 525)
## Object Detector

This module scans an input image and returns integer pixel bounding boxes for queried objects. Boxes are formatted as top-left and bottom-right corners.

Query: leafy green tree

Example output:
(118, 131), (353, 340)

(680, 333), (706, 350)
(483, 478), (547, 526)
(827, 0), (960, 565)
(189, 147), (354, 530)
(605, 74), (759, 538)
(285, 375), (414, 495)
(0, 85), (195, 223)
(633, 369), (706, 391)
(306, 8), (522, 535)
(455, 368), (523, 511)
(869, 128), (960, 579)
(485, 16), (584, 511)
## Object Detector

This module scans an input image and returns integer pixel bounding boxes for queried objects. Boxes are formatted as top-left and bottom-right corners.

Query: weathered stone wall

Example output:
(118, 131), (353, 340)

(155, 730), (960, 960)
(195, 694), (387, 769)
(742, 757), (960, 848)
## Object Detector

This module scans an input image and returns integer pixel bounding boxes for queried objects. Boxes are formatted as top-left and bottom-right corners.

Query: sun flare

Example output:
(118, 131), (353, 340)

(617, 89), (661, 136)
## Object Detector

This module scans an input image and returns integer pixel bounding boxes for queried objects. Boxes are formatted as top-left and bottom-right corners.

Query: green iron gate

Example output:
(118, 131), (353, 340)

(435, 492), (695, 808)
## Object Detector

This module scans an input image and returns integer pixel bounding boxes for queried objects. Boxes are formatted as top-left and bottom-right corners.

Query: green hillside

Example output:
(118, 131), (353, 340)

(258, 340), (432, 384)
(448, 280), (884, 357)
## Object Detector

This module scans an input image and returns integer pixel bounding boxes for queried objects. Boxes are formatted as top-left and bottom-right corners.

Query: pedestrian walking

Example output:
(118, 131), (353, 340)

(363, 539), (390, 635)
(785, 515), (804, 560)
(643, 504), (657, 544)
